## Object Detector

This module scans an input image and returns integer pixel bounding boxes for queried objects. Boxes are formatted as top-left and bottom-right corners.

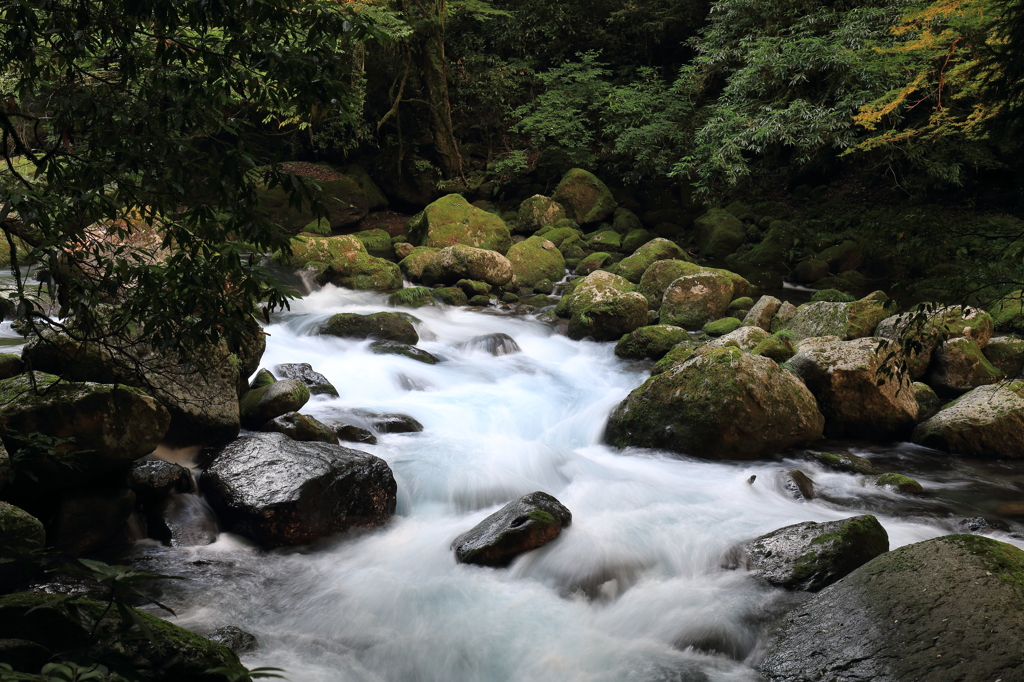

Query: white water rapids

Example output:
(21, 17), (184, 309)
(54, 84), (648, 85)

(134, 284), (1024, 682)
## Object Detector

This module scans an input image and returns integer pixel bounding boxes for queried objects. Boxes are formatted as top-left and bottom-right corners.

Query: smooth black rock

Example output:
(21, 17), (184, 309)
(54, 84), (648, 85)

(127, 460), (194, 500)
(361, 412), (424, 434)
(208, 626), (258, 654)
(273, 362), (339, 397)
(461, 332), (521, 356)
(760, 535), (1024, 682)
(201, 432), (396, 547)
(452, 491), (572, 567)
(725, 515), (888, 592)
(331, 423), (377, 445)
(783, 470), (815, 500)
(369, 340), (440, 365)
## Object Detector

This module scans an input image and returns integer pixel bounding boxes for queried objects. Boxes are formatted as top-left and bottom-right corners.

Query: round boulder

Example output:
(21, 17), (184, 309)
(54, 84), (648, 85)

(261, 412), (338, 444)
(568, 292), (648, 341)
(452, 491), (572, 567)
(421, 245), (513, 288)
(239, 379), (310, 430)
(551, 169), (615, 225)
(406, 194), (512, 254)
(658, 271), (734, 329)
(516, 195), (567, 234)
(506, 236), (565, 288)
(321, 312), (419, 345)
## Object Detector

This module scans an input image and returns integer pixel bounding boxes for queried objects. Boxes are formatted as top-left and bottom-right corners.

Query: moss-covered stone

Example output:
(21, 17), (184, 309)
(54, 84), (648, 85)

(537, 224), (583, 247)
(659, 271), (735, 329)
(558, 270), (637, 318)
(927, 336), (1003, 396)
(742, 295), (782, 331)
(875, 305), (995, 379)
(729, 297), (755, 311)
(817, 240), (863, 273)
(730, 220), (798, 269)
(575, 251), (611, 276)
(703, 317), (743, 336)
(752, 331), (797, 363)
(259, 169), (368, 232)
(913, 381), (942, 421)
(322, 312), (418, 345)
(614, 325), (691, 360)
(0, 500), (44, 562)
(407, 193), (512, 254)
(612, 238), (690, 284)
(468, 294), (491, 307)
(342, 162), (388, 210)
(421, 244), (513, 288)
(433, 286), (469, 306)
(620, 229), (656, 255)
(516, 195), (567, 234)
(551, 168), (616, 224)
(693, 208), (745, 258)
(989, 290), (1024, 333)
(793, 258), (829, 284)
(913, 382), (1024, 458)
(0, 353), (24, 380)
(586, 230), (622, 252)
(703, 325), (770, 352)
(456, 279), (491, 297)
(636, 258), (704, 312)
(612, 207), (643, 235)
(349, 228), (393, 253)
(983, 336), (1024, 377)
(369, 340), (440, 364)
(248, 368), (276, 391)
(806, 450), (876, 475)
(811, 288), (856, 303)
(506, 236), (566, 288)
(876, 472), (923, 493)
(288, 233), (402, 290)
(605, 348), (824, 459)
(261, 411), (337, 444)
(239, 378), (311, 430)
(398, 246), (440, 282)
(568, 292), (648, 341)
(650, 342), (700, 375)
(388, 287), (435, 309)
(777, 296), (888, 341)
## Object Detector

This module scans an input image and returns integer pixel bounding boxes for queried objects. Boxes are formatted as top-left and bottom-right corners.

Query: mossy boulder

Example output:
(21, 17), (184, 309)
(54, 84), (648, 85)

(605, 348), (825, 459)
(398, 246), (440, 282)
(875, 472), (923, 493)
(456, 279), (492, 297)
(703, 317), (743, 336)
(421, 245), (513, 288)
(637, 258), (704, 310)
(586, 229), (622, 252)
(989, 289), (1024, 333)
(407, 193), (512, 254)
(786, 337), (918, 438)
(793, 258), (829, 283)
(369, 340), (440, 364)
(342, 163), (388, 210)
(614, 325), (691, 360)
(568, 292), (648, 341)
(875, 305), (995, 379)
(983, 336), (1024, 377)
(759, 535), (1024, 682)
(0, 593), (241, 681)
(776, 295), (889, 341)
(612, 238), (690, 284)
(259, 170), (368, 232)
(0, 372), (170, 487)
(452, 491), (572, 567)
(816, 239), (863, 273)
(516, 195), (567, 234)
(730, 219), (798, 269)
(506, 236), (566, 288)
(704, 325), (770, 352)
(575, 251), (612, 276)
(349, 228), (392, 253)
(914, 381), (942, 422)
(742, 295), (782, 331)
(239, 378), (310, 430)
(321, 312), (419, 344)
(288, 233), (402, 290)
(912, 382), (1024, 458)
(728, 515), (889, 592)
(658, 271), (735, 329)
(621, 229), (658, 254)
(0, 353), (23, 380)
(261, 411), (337, 444)
(650, 342), (701, 375)
(536, 224), (583, 247)
(0, 501), (44, 590)
(388, 287), (435, 309)
(551, 168), (616, 225)
(751, 331), (797, 362)
(927, 336), (1003, 396)
(805, 450), (876, 475)
(557, 270), (637, 318)
(611, 207), (643, 235)
(433, 286), (469, 306)
(693, 208), (745, 258)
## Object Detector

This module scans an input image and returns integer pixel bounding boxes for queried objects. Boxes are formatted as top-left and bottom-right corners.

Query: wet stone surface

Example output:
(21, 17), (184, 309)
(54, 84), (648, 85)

(452, 491), (572, 567)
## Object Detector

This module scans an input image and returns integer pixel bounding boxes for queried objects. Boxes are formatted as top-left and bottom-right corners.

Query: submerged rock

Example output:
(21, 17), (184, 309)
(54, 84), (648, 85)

(759, 535), (1024, 682)
(273, 362), (339, 397)
(727, 515), (888, 592)
(605, 348), (824, 459)
(201, 432), (396, 547)
(452, 491), (572, 567)
(208, 626), (258, 654)
(361, 412), (424, 433)
(804, 450), (876, 475)
(321, 312), (419, 345)
(461, 333), (521, 356)
(331, 423), (377, 445)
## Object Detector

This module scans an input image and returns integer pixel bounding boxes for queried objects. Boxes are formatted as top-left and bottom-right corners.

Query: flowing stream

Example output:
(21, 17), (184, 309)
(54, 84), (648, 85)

(131, 283), (1024, 682)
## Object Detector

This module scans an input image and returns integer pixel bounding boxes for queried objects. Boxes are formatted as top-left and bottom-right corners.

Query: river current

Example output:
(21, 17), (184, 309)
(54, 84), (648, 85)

(132, 283), (1024, 682)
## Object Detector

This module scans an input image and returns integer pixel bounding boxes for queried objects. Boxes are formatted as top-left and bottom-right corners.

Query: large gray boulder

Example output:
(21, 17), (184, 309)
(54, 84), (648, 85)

(515, 195), (566, 234)
(0, 372), (169, 486)
(726, 515), (889, 592)
(785, 337), (918, 438)
(658, 271), (734, 329)
(452, 491), (572, 567)
(759, 535), (1024, 682)
(605, 348), (824, 459)
(912, 382), (1024, 458)
(926, 336), (1003, 396)
(421, 244), (514, 288)
(321, 312), (418, 345)
(567, 292), (647, 341)
(875, 305), (995, 379)
(637, 259), (703, 311)
(201, 432), (397, 547)
(776, 297), (889, 342)
(742, 295), (782, 331)
(550, 169), (615, 225)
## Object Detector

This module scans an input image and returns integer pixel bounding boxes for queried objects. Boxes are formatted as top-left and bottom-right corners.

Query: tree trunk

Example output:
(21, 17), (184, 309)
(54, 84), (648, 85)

(418, 10), (462, 179)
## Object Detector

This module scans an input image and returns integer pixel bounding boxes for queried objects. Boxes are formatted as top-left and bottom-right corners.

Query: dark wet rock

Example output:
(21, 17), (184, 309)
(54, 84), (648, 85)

(208, 626), (258, 654)
(606, 349), (824, 460)
(53, 488), (136, 555)
(261, 412), (338, 444)
(152, 494), (219, 547)
(461, 332), (522, 356)
(0, 353), (24, 380)
(331, 423), (377, 445)
(784, 470), (815, 500)
(912, 382), (1024, 459)
(0, 639), (51, 673)
(127, 460), (194, 500)
(0, 501), (44, 591)
(759, 534), (1024, 682)
(727, 515), (888, 592)
(453, 491), (572, 567)
(239, 379), (310, 430)
(248, 368), (276, 391)
(201, 432), (397, 547)
(0, 372), (170, 487)
(321, 312), (419, 345)
(875, 472), (923, 493)
(0, 592), (241, 681)
(804, 451), (876, 475)
(369, 340), (440, 364)
(360, 412), (424, 434)
(273, 363), (339, 397)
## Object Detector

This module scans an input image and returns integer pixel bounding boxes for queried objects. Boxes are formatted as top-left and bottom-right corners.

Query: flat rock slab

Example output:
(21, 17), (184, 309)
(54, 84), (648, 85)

(759, 534), (1024, 681)
(728, 515), (888, 592)
(453, 491), (571, 567)
(201, 432), (396, 547)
